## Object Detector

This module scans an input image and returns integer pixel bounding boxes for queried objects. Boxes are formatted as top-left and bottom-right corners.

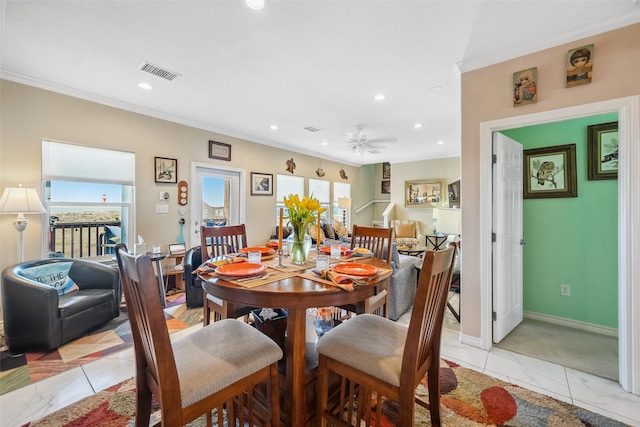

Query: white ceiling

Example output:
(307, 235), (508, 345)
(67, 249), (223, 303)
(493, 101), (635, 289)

(2, 1), (639, 166)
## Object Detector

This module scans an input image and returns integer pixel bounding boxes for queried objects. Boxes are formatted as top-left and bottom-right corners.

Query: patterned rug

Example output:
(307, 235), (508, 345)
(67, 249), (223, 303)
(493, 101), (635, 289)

(21, 359), (629, 426)
(0, 292), (202, 396)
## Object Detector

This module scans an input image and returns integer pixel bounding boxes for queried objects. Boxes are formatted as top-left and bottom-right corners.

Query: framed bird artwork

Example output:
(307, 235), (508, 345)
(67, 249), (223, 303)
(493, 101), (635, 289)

(523, 144), (577, 199)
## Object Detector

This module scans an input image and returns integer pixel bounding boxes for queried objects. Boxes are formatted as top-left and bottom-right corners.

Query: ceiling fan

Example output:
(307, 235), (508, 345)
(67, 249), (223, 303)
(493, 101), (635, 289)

(345, 124), (397, 156)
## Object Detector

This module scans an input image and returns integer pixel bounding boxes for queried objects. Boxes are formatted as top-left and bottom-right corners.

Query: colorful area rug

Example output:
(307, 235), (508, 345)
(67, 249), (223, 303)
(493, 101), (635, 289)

(0, 292), (202, 395)
(22, 359), (629, 426)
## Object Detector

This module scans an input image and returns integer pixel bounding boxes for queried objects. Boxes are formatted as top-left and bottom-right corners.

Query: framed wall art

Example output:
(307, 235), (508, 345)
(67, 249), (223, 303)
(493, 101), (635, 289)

(381, 180), (390, 194)
(251, 172), (273, 196)
(566, 44), (593, 88)
(587, 121), (618, 180)
(523, 144), (577, 199)
(154, 157), (177, 183)
(209, 140), (231, 161)
(382, 162), (391, 179)
(513, 67), (537, 107)
(405, 179), (444, 208)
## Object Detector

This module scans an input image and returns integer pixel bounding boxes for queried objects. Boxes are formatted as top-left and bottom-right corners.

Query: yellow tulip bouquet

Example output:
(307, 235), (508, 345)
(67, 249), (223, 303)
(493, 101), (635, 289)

(284, 194), (326, 264)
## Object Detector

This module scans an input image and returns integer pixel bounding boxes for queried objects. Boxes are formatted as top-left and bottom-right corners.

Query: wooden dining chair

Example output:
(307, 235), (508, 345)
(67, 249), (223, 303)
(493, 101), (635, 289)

(340, 225), (393, 318)
(200, 224), (256, 325)
(114, 244), (282, 427)
(315, 245), (457, 427)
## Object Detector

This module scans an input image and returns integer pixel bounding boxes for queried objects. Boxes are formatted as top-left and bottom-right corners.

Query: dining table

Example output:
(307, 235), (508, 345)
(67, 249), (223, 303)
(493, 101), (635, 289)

(200, 254), (392, 427)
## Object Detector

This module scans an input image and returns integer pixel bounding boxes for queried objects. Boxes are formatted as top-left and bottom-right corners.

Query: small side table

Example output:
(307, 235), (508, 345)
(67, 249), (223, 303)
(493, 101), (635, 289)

(426, 234), (448, 251)
(164, 253), (185, 293)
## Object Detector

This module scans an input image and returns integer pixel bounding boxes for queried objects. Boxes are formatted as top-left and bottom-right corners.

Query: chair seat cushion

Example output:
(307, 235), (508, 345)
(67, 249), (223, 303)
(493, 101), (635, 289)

(58, 289), (115, 318)
(173, 319), (283, 408)
(316, 314), (407, 387)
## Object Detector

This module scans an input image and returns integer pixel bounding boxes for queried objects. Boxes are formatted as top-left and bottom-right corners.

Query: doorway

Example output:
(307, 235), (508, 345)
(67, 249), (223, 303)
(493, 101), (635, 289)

(189, 162), (246, 249)
(477, 96), (640, 394)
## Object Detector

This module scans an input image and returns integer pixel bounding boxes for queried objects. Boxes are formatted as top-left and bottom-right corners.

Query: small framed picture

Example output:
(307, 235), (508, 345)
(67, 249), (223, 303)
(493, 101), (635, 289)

(382, 162), (391, 179)
(209, 141), (231, 161)
(154, 157), (177, 183)
(523, 144), (577, 199)
(566, 44), (593, 88)
(587, 121), (618, 180)
(251, 172), (273, 196)
(381, 180), (390, 194)
(513, 67), (538, 107)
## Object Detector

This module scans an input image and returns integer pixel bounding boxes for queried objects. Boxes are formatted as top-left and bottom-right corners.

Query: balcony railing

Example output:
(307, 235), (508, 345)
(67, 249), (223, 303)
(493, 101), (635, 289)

(49, 221), (121, 258)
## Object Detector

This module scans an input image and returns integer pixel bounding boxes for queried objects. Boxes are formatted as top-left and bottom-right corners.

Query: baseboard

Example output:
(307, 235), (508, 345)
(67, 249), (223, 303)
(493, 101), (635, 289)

(459, 332), (484, 349)
(524, 311), (618, 338)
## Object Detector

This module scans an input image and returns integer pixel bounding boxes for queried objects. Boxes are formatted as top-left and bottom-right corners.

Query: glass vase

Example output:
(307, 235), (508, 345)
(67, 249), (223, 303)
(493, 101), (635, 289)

(287, 232), (312, 265)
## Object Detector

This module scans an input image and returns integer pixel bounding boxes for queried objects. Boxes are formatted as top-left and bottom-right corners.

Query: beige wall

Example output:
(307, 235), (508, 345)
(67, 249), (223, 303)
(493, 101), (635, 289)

(460, 23), (640, 339)
(0, 80), (371, 269)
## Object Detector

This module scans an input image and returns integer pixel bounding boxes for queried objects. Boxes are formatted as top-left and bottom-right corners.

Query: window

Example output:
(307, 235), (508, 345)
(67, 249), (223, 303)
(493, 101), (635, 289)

(42, 140), (135, 258)
(275, 173), (304, 224)
(309, 178), (330, 222)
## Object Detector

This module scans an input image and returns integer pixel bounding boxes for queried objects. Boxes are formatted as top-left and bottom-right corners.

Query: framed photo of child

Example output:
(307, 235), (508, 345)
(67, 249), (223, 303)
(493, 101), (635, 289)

(566, 44), (593, 87)
(513, 67), (537, 107)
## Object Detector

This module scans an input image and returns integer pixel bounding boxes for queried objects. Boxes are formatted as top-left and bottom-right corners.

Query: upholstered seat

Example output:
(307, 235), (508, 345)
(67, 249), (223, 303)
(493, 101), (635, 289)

(114, 244), (282, 426)
(391, 219), (425, 247)
(316, 246), (457, 427)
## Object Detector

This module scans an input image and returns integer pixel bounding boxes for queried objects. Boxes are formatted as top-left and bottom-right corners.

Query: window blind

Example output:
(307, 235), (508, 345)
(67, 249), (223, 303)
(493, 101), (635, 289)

(42, 140), (135, 185)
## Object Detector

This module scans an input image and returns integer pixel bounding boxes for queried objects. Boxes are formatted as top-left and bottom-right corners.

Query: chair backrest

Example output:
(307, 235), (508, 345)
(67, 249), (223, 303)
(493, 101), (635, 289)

(114, 243), (181, 406)
(200, 224), (247, 259)
(350, 225), (393, 265)
(401, 245), (456, 389)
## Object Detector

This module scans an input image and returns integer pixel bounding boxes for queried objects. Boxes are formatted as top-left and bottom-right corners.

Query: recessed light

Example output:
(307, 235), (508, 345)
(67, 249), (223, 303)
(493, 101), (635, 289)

(437, 140), (445, 145)
(245, 0), (265, 10)
(138, 82), (154, 90)
(270, 125), (278, 130)
(321, 140), (328, 146)
(374, 94), (386, 101)
(413, 123), (423, 128)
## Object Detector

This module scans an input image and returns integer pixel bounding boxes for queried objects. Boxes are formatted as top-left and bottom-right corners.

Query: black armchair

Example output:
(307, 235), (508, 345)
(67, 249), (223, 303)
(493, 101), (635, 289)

(183, 246), (203, 308)
(1, 257), (121, 352)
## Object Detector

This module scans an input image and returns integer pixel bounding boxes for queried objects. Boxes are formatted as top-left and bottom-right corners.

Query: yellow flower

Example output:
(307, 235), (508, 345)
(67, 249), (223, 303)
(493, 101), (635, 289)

(284, 194), (327, 240)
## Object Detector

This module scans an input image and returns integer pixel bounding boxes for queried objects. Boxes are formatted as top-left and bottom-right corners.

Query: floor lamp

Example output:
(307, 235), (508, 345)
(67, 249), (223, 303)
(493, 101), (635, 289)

(0, 185), (47, 262)
(337, 197), (351, 227)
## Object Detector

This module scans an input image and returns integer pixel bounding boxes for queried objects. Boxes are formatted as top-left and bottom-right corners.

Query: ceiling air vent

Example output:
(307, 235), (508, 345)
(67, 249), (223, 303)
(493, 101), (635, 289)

(138, 61), (181, 81)
(304, 126), (323, 133)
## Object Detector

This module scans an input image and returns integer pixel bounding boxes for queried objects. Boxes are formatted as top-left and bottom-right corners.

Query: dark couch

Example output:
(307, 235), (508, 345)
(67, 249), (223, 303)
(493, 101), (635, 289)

(183, 246), (204, 308)
(1, 257), (121, 352)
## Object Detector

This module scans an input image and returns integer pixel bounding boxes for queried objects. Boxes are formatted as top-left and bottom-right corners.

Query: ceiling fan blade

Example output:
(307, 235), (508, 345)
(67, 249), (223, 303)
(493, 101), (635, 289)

(367, 136), (397, 144)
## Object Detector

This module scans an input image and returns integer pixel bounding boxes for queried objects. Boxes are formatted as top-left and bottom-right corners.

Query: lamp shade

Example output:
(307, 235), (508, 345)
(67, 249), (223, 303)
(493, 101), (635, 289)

(436, 208), (461, 235)
(0, 186), (47, 214)
(337, 197), (352, 210)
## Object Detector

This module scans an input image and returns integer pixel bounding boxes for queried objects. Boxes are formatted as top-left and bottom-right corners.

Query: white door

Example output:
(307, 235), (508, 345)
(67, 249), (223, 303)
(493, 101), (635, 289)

(190, 165), (242, 248)
(492, 132), (524, 343)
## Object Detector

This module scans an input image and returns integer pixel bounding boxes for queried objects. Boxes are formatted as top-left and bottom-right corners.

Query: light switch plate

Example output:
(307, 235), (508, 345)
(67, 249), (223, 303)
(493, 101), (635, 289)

(156, 204), (169, 214)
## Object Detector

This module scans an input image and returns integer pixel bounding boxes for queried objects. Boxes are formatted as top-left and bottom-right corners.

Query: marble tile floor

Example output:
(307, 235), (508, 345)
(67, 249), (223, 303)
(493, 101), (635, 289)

(2, 300), (640, 427)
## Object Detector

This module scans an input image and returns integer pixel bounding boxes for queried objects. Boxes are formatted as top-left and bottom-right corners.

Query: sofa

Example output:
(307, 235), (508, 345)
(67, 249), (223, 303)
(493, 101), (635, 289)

(384, 243), (423, 320)
(183, 246), (204, 307)
(1, 257), (121, 352)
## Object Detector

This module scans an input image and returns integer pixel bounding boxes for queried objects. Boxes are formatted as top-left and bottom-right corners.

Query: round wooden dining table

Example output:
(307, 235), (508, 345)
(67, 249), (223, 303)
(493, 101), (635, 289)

(200, 257), (392, 427)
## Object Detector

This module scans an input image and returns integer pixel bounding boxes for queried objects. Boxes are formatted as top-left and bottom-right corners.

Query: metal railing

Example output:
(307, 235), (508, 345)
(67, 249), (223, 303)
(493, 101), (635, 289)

(49, 220), (121, 258)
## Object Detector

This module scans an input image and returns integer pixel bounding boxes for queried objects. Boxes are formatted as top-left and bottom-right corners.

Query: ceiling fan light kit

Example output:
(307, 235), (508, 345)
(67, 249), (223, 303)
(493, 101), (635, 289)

(345, 124), (397, 159)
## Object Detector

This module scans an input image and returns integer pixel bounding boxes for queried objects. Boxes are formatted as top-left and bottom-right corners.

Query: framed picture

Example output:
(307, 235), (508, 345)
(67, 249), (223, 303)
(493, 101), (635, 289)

(566, 44), (593, 88)
(382, 162), (391, 179)
(209, 140), (231, 161)
(405, 179), (444, 208)
(587, 121), (618, 180)
(381, 180), (390, 194)
(513, 67), (537, 107)
(523, 144), (577, 199)
(154, 157), (177, 183)
(251, 172), (273, 196)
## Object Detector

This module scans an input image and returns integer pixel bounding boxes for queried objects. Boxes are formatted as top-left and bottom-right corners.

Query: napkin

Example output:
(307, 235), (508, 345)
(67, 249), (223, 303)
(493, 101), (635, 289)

(194, 257), (246, 275)
(311, 268), (369, 292)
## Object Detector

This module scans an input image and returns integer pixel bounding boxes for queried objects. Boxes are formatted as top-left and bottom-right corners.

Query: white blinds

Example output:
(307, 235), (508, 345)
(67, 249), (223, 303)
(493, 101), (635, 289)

(276, 174), (304, 202)
(308, 178), (330, 204)
(42, 140), (135, 185)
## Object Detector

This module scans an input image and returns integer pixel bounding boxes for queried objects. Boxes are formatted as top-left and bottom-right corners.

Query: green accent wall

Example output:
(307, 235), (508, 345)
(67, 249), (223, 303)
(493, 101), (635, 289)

(502, 112), (618, 328)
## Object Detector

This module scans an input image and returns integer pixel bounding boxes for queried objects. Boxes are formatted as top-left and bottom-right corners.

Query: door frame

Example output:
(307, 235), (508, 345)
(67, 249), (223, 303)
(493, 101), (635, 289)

(478, 96), (639, 394)
(188, 162), (246, 249)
